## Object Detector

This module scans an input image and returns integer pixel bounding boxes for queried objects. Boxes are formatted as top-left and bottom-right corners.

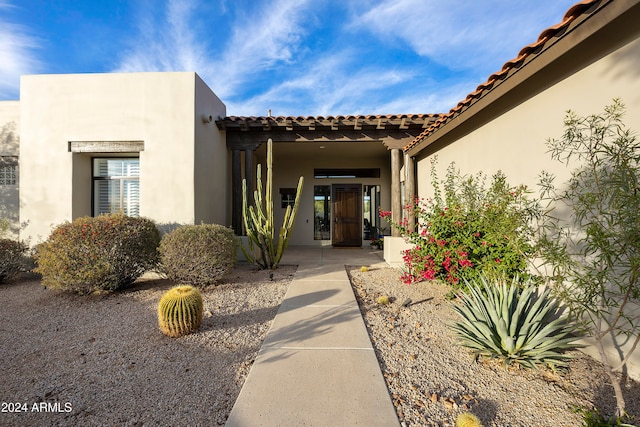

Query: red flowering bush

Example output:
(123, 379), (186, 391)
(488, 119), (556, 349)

(390, 160), (539, 290)
(35, 214), (160, 293)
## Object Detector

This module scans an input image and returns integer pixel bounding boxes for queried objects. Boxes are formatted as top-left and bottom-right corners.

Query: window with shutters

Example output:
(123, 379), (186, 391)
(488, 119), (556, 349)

(0, 157), (18, 185)
(92, 158), (139, 217)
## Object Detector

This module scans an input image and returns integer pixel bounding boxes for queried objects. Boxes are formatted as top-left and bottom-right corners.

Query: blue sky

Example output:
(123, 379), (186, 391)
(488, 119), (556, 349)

(1, 0), (578, 116)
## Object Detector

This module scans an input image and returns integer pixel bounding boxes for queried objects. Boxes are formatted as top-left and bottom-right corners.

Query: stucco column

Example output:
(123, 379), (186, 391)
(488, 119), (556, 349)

(391, 148), (402, 237)
(232, 148), (242, 235)
(404, 153), (415, 233)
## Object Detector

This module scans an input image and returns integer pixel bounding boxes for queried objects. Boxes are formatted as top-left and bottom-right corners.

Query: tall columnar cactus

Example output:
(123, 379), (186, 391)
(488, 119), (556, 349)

(241, 138), (303, 269)
(157, 285), (204, 338)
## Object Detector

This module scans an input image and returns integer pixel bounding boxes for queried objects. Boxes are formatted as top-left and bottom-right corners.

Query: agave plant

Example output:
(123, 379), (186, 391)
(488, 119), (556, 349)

(449, 275), (579, 369)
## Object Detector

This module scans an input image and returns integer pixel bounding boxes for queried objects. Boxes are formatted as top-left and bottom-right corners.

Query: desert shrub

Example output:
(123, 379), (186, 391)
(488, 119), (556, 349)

(0, 238), (30, 283)
(535, 99), (640, 418)
(574, 406), (636, 427)
(35, 214), (160, 293)
(386, 160), (539, 290)
(449, 275), (578, 370)
(159, 223), (237, 286)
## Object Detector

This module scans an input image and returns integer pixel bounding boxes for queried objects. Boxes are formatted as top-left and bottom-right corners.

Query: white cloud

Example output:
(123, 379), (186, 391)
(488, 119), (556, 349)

(354, 0), (575, 71)
(114, 0), (316, 100)
(204, 0), (316, 98)
(112, 0), (578, 116)
(114, 0), (209, 73)
(372, 80), (478, 115)
(226, 49), (419, 116)
(0, 2), (40, 99)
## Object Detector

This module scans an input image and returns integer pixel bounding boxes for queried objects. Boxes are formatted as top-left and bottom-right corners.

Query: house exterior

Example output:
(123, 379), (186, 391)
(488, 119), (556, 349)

(0, 72), (436, 245)
(0, 0), (638, 378)
(0, 72), (228, 242)
(217, 114), (436, 246)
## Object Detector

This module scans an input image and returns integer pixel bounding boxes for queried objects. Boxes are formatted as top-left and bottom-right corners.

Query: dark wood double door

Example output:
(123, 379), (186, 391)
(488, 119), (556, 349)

(331, 184), (362, 247)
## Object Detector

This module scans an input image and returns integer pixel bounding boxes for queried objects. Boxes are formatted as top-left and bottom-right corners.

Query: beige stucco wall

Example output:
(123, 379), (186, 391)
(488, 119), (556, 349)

(416, 36), (640, 194)
(414, 34), (640, 380)
(19, 72), (227, 243)
(194, 75), (228, 227)
(0, 101), (20, 238)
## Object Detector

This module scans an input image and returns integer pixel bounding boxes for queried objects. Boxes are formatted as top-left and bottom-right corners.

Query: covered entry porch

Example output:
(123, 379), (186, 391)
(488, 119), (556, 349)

(217, 114), (439, 246)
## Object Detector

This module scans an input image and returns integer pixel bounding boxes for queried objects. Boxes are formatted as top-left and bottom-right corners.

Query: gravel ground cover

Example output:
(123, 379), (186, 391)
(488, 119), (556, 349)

(347, 266), (640, 427)
(3, 260), (638, 427)
(0, 264), (295, 427)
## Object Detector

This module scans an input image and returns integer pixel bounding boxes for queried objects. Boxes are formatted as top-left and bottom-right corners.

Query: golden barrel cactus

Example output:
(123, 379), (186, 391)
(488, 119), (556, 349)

(456, 412), (483, 427)
(158, 285), (204, 337)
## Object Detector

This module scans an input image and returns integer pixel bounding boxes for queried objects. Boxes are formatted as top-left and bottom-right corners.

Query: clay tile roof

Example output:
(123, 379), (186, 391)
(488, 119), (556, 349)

(216, 113), (441, 132)
(403, 0), (602, 152)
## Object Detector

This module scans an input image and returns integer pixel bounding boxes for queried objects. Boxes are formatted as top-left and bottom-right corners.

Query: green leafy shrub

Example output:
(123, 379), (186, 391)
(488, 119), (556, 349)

(159, 224), (237, 286)
(387, 160), (539, 289)
(35, 214), (160, 293)
(0, 238), (30, 283)
(574, 406), (636, 427)
(449, 275), (578, 370)
(535, 99), (640, 417)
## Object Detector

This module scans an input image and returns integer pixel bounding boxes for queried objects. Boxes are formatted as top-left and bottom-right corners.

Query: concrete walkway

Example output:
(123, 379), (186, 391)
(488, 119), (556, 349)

(226, 246), (400, 427)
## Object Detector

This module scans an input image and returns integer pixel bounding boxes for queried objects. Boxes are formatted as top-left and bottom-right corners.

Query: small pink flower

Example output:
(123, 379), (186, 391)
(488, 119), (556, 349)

(459, 258), (473, 268)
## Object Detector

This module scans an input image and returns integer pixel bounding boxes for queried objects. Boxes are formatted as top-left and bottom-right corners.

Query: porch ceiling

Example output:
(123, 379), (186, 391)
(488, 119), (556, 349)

(217, 113), (440, 150)
(261, 140), (390, 161)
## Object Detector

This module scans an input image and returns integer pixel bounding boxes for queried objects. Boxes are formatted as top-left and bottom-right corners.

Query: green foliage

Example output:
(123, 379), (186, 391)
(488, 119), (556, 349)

(157, 285), (204, 338)
(370, 236), (384, 250)
(534, 99), (640, 417)
(0, 238), (30, 283)
(242, 138), (304, 269)
(159, 224), (237, 286)
(389, 160), (539, 289)
(574, 406), (636, 427)
(0, 218), (8, 237)
(449, 275), (578, 370)
(456, 412), (484, 427)
(34, 214), (160, 293)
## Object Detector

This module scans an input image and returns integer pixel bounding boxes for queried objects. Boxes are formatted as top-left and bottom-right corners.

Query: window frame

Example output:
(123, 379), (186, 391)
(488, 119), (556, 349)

(91, 157), (140, 217)
(0, 157), (18, 186)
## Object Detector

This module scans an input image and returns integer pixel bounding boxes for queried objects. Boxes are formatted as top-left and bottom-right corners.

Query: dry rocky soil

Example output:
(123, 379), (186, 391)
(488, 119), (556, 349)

(1, 263), (638, 426)
(0, 264), (294, 426)
(347, 266), (640, 427)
